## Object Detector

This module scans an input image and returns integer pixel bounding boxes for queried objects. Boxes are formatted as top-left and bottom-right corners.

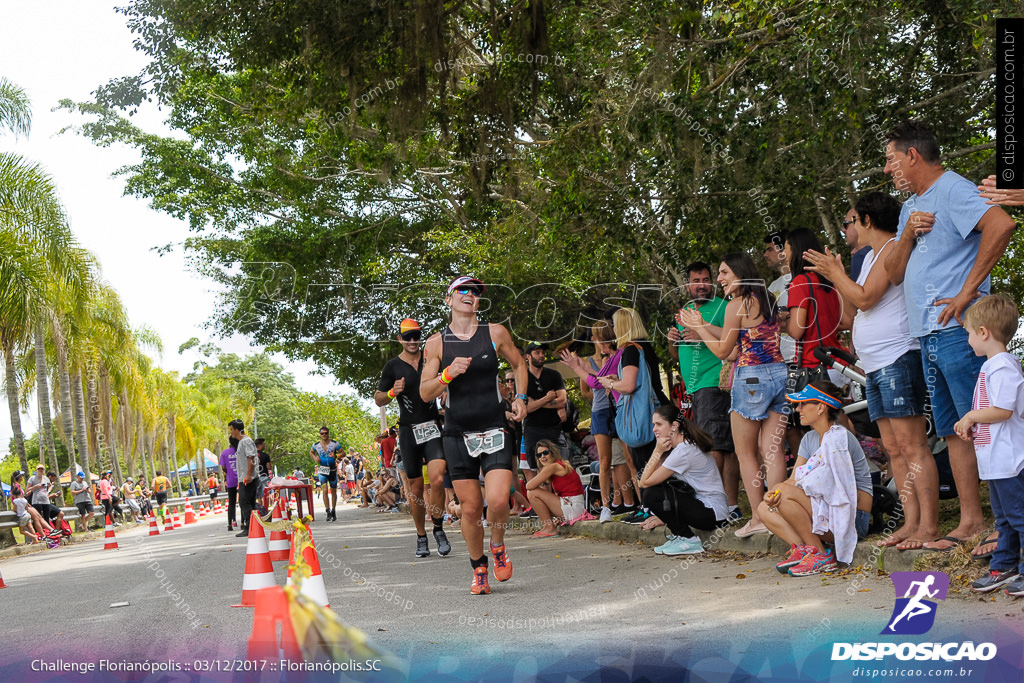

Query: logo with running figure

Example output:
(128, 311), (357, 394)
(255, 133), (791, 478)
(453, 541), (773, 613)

(882, 571), (949, 635)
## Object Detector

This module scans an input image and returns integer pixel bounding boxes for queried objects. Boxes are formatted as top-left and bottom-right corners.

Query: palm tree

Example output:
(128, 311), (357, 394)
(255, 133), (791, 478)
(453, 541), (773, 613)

(1, 79), (76, 475)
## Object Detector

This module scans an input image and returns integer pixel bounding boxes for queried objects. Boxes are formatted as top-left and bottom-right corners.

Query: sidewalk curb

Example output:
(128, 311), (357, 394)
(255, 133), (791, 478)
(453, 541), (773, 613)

(399, 503), (931, 572)
(0, 522), (143, 561)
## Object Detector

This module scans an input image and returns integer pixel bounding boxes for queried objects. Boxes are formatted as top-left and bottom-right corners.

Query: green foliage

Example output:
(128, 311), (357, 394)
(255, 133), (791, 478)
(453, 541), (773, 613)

(62, 0), (1024, 392)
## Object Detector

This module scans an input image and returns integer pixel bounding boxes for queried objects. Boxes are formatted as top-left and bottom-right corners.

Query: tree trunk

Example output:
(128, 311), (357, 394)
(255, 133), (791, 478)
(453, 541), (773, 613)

(100, 369), (123, 484)
(167, 412), (182, 496)
(53, 320), (79, 473)
(34, 323), (60, 476)
(162, 431), (173, 494)
(86, 364), (101, 473)
(3, 342), (29, 473)
(72, 366), (93, 486)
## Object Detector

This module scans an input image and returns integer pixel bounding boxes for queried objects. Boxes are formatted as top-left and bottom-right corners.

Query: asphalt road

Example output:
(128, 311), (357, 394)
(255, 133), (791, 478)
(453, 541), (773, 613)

(2, 501), (1020, 682)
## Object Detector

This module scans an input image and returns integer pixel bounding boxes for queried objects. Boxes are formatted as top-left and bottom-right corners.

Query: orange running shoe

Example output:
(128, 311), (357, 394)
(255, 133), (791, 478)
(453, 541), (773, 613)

(491, 542), (512, 582)
(470, 566), (491, 595)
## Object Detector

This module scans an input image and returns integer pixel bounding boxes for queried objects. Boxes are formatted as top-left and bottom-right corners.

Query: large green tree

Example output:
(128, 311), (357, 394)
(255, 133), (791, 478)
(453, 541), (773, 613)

(64, 1), (1024, 391)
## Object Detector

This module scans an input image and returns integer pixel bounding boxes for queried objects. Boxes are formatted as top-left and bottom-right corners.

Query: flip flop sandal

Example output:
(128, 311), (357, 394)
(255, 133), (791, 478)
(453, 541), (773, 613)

(971, 535), (999, 561)
(531, 531), (558, 538)
(923, 535), (967, 553)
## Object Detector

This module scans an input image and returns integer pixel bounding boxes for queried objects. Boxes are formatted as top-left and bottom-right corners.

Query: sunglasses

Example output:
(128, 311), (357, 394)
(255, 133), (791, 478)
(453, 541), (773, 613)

(537, 449), (551, 458)
(453, 287), (482, 296)
(399, 331), (422, 341)
(841, 217), (857, 230)
(320, 431), (329, 436)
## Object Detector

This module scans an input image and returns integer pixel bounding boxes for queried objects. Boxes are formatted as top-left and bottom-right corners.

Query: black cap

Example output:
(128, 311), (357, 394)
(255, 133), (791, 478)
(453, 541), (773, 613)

(524, 342), (548, 353)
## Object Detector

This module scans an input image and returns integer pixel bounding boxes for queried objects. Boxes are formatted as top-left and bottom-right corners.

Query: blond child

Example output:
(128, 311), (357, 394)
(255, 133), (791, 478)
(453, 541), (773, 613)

(954, 294), (1024, 595)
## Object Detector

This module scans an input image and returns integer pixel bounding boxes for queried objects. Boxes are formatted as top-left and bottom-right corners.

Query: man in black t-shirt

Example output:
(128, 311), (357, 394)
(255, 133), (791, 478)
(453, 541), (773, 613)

(374, 318), (451, 558)
(522, 342), (568, 481)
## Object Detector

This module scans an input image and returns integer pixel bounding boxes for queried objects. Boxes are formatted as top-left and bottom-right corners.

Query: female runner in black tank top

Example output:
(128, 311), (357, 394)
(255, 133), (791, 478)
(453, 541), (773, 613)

(420, 276), (527, 595)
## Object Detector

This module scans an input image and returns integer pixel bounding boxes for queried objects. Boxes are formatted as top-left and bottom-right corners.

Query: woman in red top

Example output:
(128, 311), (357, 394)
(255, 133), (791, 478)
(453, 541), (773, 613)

(525, 439), (586, 537)
(784, 228), (851, 370)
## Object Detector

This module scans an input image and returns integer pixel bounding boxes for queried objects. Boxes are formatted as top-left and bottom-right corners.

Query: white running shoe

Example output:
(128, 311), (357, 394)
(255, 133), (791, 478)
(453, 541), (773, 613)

(599, 507), (613, 524)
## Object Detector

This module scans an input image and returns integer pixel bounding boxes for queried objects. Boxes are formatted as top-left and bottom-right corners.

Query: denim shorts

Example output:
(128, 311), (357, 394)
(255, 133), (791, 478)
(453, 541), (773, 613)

(590, 408), (616, 437)
(920, 327), (985, 437)
(865, 349), (927, 421)
(730, 363), (789, 421)
(856, 509), (870, 540)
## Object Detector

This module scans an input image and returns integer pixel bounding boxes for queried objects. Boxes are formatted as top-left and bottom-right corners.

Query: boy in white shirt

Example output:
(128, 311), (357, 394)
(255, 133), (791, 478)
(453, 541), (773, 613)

(954, 294), (1024, 595)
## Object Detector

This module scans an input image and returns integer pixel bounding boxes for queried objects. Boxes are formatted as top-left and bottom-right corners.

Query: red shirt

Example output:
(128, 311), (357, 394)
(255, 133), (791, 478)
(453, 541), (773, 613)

(380, 436), (397, 468)
(787, 273), (844, 368)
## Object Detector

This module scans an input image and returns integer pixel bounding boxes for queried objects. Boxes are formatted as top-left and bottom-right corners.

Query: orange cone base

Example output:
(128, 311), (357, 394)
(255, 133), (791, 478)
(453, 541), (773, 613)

(246, 586), (300, 660)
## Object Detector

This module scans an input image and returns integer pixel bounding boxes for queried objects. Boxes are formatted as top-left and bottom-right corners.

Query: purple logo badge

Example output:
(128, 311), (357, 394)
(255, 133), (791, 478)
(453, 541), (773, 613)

(882, 571), (949, 635)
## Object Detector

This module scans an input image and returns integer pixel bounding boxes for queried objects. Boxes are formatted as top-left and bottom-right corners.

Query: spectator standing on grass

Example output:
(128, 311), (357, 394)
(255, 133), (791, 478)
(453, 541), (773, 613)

(97, 471), (118, 525)
(669, 261), (741, 522)
(69, 472), (95, 528)
(883, 120), (1017, 552)
(121, 477), (141, 522)
(561, 320), (634, 523)
(783, 227), (850, 385)
(255, 438), (271, 509)
(679, 252), (789, 539)
(219, 438), (239, 531)
(47, 470), (64, 510)
(953, 295), (1024, 596)
(804, 192), (938, 551)
(230, 419), (259, 537)
(843, 207), (873, 283)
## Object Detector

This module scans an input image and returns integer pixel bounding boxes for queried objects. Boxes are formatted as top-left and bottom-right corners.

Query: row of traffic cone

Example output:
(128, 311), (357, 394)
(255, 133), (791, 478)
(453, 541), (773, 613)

(234, 501), (329, 608)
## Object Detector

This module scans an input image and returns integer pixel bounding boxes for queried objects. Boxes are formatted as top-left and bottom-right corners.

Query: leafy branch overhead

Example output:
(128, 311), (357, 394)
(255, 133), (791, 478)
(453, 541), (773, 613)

(63, 0), (1021, 390)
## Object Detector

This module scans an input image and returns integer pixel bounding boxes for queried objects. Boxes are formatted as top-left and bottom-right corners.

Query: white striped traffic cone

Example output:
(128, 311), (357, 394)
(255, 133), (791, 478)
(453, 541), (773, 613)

(268, 501), (290, 563)
(148, 515), (161, 536)
(233, 511), (276, 608)
(184, 497), (197, 524)
(173, 508), (182, 529)
(286, 529), (329, 608)
(103, 515), (119, 550)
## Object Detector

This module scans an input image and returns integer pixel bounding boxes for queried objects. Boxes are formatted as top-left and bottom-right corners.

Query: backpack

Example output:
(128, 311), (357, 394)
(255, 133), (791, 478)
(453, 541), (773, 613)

(614, 343), (659, 448)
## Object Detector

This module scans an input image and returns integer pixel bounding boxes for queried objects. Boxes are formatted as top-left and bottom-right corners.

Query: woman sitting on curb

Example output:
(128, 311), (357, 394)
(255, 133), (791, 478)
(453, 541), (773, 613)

(639, 405), (728, 556)
(760, 380), (859, 576)
(525, 439), (586, 538)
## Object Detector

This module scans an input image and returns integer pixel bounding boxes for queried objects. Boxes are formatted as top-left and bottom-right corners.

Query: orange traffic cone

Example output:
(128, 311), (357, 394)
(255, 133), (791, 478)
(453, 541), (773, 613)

(286, 530), (329, 608)
(103, 515), (119, 550)
(199, 502), (207, 517)
(173, 508), (182, 529)
(232, 511), (276, 608)
(268, 501), (290, 563)
(184, 497), (197, 524)
(246, 586), (300, 660)
(161, 509), (172, 532)
(0, 565), (7, 589)
(148, 515), (161, 536)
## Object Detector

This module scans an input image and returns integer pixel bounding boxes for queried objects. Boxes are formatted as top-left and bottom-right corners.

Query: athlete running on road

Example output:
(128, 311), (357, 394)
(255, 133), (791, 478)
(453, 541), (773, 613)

(420, 277), (527, 594)
(311, 427), (342, 521)
(375, 318), (453, 558)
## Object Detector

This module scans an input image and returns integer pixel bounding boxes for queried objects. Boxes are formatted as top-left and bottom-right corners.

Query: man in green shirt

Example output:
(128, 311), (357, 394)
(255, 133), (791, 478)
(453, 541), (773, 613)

(667, 261), (740, 519)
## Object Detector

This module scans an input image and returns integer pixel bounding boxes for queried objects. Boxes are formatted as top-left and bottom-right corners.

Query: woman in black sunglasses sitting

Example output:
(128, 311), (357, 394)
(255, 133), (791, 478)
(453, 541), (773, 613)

(525, 439), (587, 538)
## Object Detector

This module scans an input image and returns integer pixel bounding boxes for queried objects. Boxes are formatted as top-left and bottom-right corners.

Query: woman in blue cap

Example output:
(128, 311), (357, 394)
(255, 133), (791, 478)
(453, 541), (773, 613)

(760, 379), (867, 576)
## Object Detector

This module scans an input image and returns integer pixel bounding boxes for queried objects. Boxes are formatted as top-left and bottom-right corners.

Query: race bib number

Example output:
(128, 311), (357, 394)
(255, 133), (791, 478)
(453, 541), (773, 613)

(412, 420), (441, 445)
(317, 466), (332, 477)
(463, 429), (506, 459)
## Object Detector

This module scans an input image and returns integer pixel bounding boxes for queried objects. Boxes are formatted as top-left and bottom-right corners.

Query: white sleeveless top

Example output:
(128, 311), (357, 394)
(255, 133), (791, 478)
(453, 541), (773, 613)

(851, 239), (920, 373)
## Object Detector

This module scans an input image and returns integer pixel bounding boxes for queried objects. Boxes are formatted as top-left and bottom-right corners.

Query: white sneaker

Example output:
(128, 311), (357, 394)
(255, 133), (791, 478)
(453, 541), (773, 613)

(654, 534), (679, 554)
(661, 536), (704, 556)
(599, 507), (613, 524)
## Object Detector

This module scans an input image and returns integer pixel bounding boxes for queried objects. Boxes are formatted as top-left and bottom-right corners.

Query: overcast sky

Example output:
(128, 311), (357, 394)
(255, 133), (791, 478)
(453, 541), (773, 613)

(0, 2), (351, 455)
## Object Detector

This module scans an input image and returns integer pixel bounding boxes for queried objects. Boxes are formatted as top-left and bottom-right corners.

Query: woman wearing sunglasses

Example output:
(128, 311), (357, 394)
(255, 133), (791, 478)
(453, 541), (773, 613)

(420, 276), (528, 595)
(525, 440), (587, 538)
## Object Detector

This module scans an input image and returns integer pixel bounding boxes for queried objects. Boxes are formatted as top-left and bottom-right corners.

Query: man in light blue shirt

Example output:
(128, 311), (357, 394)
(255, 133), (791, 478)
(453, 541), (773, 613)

(884, 120), (1016, 552)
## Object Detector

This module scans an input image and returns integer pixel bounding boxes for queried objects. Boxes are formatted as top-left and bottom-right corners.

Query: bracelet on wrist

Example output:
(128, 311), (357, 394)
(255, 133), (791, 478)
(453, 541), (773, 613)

(515, 393), (527, 401)
(438, 366), (454, 385)
(387, 388), (396, 399)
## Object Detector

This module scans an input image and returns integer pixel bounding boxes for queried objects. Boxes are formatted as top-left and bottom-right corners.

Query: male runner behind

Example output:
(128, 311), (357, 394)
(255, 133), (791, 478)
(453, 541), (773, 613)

(420, 278), (528, 594)
(311, 427), (342, 521)
(375, 318), (452, 558)
(522, 342), (568, 482)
